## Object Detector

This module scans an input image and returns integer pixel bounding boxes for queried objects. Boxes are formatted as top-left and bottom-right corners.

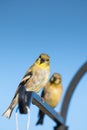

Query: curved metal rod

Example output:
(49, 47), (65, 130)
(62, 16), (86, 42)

(60, 61), (87, 124)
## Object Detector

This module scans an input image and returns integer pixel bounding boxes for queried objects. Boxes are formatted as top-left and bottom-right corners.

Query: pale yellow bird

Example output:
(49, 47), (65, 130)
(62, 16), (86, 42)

(2, 53), (50, 119)
(36, 73), (63, 125)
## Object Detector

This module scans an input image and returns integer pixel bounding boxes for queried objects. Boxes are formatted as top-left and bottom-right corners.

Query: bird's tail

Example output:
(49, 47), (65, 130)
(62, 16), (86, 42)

(2, 94), (18, 119)
(2, 107), (13, 119)
(36, 110), (45, 125)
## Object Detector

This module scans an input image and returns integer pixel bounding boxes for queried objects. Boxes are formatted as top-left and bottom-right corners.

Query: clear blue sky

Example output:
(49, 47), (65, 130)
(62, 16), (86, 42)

(0, 0), (87, 130)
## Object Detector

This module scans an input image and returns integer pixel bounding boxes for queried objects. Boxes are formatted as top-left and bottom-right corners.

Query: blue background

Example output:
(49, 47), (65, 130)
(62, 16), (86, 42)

(0, 0), (87, 130)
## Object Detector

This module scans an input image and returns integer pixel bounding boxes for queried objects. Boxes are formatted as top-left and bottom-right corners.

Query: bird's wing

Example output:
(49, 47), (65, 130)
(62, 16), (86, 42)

(20, 71), (33, 85)
(12, 71), (33, 101)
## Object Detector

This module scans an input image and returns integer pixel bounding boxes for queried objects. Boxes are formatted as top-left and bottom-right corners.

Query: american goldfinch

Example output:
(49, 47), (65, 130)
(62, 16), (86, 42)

(36, 73), (63, 125)
(2, 53), (50, 119)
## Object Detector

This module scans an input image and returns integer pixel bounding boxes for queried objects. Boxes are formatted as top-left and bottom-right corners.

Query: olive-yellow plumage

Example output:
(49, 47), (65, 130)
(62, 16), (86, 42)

(2, 53), (50, 119)
(36, 73), (63, 125)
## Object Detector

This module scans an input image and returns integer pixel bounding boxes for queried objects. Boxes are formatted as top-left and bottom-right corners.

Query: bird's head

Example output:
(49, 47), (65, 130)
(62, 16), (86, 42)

(50, 73), (61, 85)
(35, 53), (50, 68)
